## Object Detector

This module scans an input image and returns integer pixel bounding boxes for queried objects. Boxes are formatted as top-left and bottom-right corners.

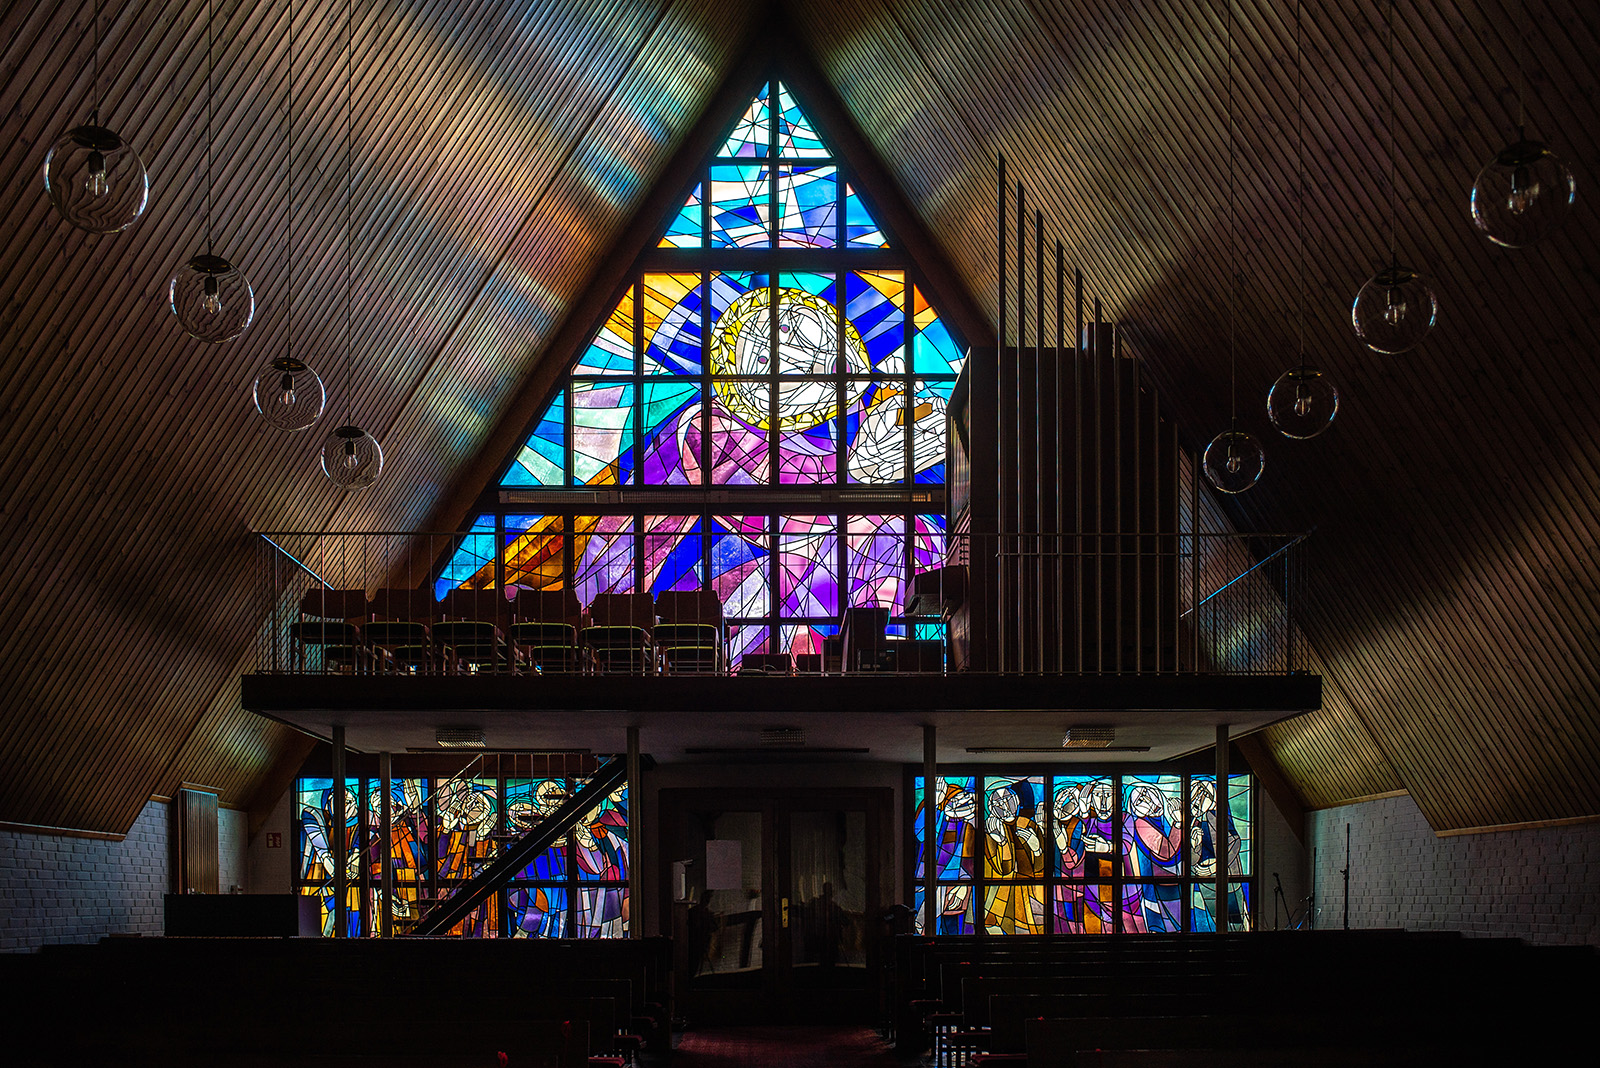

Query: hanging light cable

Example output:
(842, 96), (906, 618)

(169, 0), (255, 343)
(1351, 0), (1435, 354)
(44, 0), (149, 232)
(1205, 0), (1264, 494)
(1470, 1), (1575, 246)
(254, 0), (324, 432)
(322, 0), (382, 488)
(1269, 0), (1338, 439)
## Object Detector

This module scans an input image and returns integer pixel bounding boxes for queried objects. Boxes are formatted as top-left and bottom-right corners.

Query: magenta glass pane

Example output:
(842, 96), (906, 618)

(846, 514), (906, 611)
(778, 514), (838, 616)
(574, 515), (636, 603)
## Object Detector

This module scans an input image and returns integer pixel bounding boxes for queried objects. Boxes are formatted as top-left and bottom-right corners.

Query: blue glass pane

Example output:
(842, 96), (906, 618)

(505, 390), (565, 486)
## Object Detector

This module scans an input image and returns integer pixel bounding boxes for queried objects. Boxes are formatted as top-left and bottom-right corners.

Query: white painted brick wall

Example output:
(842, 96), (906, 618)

(1307, 793), (1600, 946)
(0, 798), (250, 953)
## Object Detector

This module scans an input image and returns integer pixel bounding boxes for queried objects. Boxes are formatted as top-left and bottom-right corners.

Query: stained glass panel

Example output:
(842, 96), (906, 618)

(642, 273), (703, 375)
(847, 379), (907, 484)
(645, 514), (703, 593)
(779, 622), (836, 660)
(911, 379), (952, 483)
(571, 380), (634, 486)
(775, 83), (827, 157)
(913, 286), (965, 375)
(1055, 883), (1117, 934)
(576, 293), (635, 375)
(844, 183), (886, 247)
(446, 898), (499, 938)
(915, 885), (976, 935)
(659, 182), (703, 248)
(777, 165), (837, 247)
(846, 514), (905, 611)
(508, 885), (567, 938)
(435, 515), (497, 599)
(435, 777), (498, 881)
(576, 784), (629, 882)
(1228, 774), (1252, 875)
(778, 514), (838, 616)
(709, 164), (771, 248)
(720, 86), (769, 158)
(984, 883), (1047, 935)
(727, 623), (771, 666)
(1189, 774), (1247, 879)
(1054, 776), (1116, 879)
(1124, 775), (1184, 878)
(504, 514), (564, 591)
(846, 271), (905, 371)
(574, 515), (636, 602)
(912, 776), (977, 880)
(1189, 884), (1249, 932)
(506, 778), (570, 881)
(913, 514), (947, 574)
(712, 515), (769, 619)
(640, 381), (701, 485)
(1127, 883), (1185, 933)
(984, 776), (1046, 879)
(365, 779), (429, 884)
(505, 389), (564, 486)
(575, 886), (629, 938)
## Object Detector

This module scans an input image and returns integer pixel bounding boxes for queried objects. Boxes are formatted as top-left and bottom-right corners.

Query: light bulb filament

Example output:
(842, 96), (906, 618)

(85, 150), (109, 197)
(1507, 165), (1539, 215)
(343, 440), (359, 469)
(1226, 452), (1241, 475)
(278, 371), (296, 408)
(202, 275), (222, 316)
(1295, 387), (1313, 418)
(1383, 287), (1406, 327)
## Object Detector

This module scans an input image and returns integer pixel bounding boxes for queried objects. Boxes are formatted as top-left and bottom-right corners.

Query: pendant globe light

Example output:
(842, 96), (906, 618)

(1351, 0), (1435, 354)
(43, 0), (149, 233)
(253, 0), (324, 432)
(169, 0), (254, 343)
(1204, 0), (1263, 495)
(1269, 0), (1338, 440)
(1469, 8), (1575, 247)
(321, 0), (381, 489)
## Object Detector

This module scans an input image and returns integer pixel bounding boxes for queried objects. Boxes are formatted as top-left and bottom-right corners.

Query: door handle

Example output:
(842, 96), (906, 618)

(781, 896), (789, 928)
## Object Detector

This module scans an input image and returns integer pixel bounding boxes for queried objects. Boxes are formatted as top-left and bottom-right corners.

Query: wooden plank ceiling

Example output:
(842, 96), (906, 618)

(0, 0), (1595, 835)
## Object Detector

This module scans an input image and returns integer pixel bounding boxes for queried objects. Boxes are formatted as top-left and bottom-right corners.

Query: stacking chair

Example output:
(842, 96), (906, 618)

(434, 588), (512, 673)
(582, 593), (656, 674)
(652, 590), (725, 674)
(288, 589), (369, 673)
(366, 589), (439, 674)
(509, 589), (587, 674)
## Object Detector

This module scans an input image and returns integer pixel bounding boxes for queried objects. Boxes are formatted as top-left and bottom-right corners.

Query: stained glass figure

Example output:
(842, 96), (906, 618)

(775, 83), (828, 157)
(914, 885), (975, 936)
(1227, 774), (1253, 876)
(504, 514), (565, 592)
(984, 776), (1046, 879)
(506, 778), (570, 881)
(1188, 775), (1244, 881)
(912, 776), (977, 880)
(984, 883), (1046, 936)
(435, 515), (497, 599)
(296, 777), (361, 937)
(778, 165), (837, 247)
(659, 182), (703, 248)
(365, 778), (429, 886)
(435, 777), (498, 882)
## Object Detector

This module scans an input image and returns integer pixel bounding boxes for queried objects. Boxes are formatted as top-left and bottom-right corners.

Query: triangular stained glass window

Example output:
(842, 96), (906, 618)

(445, 75), (968, 652)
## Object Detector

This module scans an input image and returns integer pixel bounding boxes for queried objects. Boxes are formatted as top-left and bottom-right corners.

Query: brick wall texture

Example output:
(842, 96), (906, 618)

(1, 800), (249, 952)
(1308, 793), (1600, 946)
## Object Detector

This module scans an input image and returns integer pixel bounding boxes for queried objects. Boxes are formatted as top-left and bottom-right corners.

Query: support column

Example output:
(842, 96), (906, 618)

(922, 724), (937, 933)
(628, 726), (641, 939)
(379, 750), (393, 938)
(1215, 723), (1229, 934)
(332, 725), (347, 938)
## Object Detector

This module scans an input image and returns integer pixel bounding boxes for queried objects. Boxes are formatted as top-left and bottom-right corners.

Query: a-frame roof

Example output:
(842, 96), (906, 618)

(1, 1), (1597, 836)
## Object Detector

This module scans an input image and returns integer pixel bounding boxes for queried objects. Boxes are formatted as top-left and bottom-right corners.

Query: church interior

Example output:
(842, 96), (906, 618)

(1, 0), (1597, 1064)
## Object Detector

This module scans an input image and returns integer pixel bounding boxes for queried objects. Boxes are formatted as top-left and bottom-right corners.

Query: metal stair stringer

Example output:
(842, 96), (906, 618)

(407, 754), (637, 937)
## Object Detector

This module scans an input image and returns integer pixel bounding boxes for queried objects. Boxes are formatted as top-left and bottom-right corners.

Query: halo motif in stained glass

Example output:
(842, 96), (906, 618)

(708, 286), (869, 430)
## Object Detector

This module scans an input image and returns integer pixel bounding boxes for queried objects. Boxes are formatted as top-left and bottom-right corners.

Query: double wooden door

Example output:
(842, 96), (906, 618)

(662, 787), (891, 1023)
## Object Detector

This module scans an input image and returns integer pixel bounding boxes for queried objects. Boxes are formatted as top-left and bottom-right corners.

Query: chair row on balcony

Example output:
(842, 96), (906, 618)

(287, 588), (725, 675)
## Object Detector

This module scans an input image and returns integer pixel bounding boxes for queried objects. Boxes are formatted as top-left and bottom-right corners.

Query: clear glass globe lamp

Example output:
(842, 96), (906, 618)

(43, 124), (149, 233)
(1351, 264), (1436, 354)
(1267, 366), (1339, 439)
(170, 254), (255, 343)
(1470, 138), (1575, 248)
(1202, 429), (1264, 494)
(252, 356), (326, 432)
(321, 424), (383, 488)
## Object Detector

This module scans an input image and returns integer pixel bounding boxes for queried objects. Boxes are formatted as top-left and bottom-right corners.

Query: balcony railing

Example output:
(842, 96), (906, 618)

(252, 528), (1307, 677)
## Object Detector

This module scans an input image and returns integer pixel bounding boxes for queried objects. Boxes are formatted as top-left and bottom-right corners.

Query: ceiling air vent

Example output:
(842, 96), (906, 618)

(760, 727), (806, 748)
(436, 727), (486, 749)
(1062, 726), (1116, 749)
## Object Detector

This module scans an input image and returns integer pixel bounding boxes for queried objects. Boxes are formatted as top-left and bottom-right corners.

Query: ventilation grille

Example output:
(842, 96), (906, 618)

(1062, 726), (1116, 748)
(436, 727), (486, 748)
(760, 727), (806, 748)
